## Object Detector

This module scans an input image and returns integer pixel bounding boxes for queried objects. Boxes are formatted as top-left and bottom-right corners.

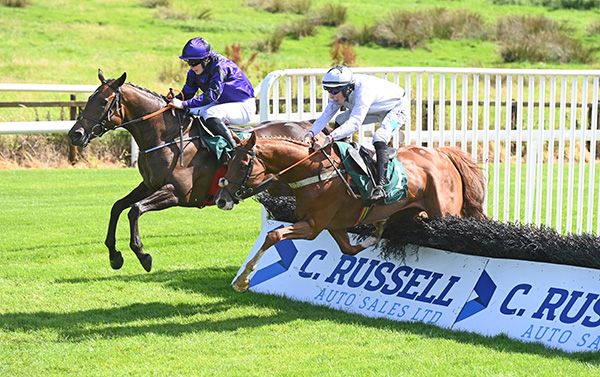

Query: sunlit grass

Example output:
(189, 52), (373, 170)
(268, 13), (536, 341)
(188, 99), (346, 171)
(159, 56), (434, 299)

(0, 168), (599, 375)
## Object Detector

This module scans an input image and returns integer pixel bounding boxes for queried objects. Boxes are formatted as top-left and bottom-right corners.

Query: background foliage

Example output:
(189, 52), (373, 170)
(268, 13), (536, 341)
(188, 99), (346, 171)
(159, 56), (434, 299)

(0, 0), (599, 91)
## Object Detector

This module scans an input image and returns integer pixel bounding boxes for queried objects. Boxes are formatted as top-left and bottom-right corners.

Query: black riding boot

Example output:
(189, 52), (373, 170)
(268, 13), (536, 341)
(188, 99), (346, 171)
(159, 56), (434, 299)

(205, 117), (237, 149)
(371, 141), (389, 202)
(205, 117), (237, 162)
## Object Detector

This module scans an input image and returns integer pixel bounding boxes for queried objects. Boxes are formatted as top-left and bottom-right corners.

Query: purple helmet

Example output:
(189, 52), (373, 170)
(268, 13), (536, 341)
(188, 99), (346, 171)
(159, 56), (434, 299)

(179, 37), (213, 60)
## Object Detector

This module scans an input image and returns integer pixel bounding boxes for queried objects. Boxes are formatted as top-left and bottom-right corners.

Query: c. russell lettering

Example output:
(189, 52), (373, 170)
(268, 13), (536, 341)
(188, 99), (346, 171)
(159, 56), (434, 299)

(299, 253), (460, 307)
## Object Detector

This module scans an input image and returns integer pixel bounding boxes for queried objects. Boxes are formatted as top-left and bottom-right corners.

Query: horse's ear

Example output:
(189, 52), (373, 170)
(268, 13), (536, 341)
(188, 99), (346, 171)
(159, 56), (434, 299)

(98, 68), (106, 84)
(247, 131), (257, 148)
(110, 72), (127, 90)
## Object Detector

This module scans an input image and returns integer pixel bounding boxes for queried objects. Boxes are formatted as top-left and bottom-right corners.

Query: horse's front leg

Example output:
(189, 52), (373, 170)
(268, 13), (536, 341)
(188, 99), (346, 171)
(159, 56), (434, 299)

(233, 220), (316, 292)
(105, 182), (153, 270)
(128, 184), (180, 272)
(328, 228), (372, 256)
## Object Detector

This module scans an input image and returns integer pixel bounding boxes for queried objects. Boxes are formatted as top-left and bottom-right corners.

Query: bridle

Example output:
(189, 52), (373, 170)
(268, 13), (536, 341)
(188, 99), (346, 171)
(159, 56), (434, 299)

(219, 143), (326, 202)
(78, 88), (123, 138)
(77, 84), (175, 139)
(219, 146), (269, 202)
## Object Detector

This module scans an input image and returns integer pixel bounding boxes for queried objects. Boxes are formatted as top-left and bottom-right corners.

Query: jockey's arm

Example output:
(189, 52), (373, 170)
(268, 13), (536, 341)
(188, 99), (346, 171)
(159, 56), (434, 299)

(306, 100), (341, 138)
(180, 66), (226, 109)
(330, 88), (374, 141)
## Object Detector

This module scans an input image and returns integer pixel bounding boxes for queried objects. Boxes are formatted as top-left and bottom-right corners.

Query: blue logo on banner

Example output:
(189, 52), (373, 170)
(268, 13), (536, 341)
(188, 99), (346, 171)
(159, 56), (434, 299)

(455, 270), (497, 322)
(249, 228), (299, 287)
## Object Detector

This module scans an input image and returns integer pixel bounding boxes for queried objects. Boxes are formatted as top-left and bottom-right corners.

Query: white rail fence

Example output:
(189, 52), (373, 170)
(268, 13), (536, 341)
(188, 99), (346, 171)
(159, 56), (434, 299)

(2, 67), (600, 234)
(257, 67), (600, 235)
(0, 83), (140, 164)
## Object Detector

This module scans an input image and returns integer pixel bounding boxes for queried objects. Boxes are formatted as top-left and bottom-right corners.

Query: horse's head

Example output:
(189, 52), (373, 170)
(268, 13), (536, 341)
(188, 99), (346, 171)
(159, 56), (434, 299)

(215, 132), (267, 210)
(68, 69), (127, 147)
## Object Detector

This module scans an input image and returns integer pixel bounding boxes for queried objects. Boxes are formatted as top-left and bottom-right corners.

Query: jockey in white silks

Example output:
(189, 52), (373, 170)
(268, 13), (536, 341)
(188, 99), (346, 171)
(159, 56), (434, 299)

(304, 65), (409, 202)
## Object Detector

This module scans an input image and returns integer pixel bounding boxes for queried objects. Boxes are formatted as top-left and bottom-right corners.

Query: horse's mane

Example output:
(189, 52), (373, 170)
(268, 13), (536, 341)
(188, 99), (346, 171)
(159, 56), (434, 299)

(123, 82), (168, 107)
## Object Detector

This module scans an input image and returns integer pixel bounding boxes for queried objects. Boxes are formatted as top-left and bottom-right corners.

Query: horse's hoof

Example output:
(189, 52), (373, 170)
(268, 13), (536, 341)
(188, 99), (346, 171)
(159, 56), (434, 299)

(139, 254), (153, 272)
(359, 236), (378, 249)
(232, 277), (249, 292)
(110, 252), (124, 270)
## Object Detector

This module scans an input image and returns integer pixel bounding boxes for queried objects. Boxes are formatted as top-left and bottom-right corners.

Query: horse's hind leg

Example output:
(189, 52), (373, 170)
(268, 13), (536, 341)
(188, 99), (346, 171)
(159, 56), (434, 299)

(105, 182), (152, 270)
(233, 220), (315, 292)
(128, 184), (180, 272)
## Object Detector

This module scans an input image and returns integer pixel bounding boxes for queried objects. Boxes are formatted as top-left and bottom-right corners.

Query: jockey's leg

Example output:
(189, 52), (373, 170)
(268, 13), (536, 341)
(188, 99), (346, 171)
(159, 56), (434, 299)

(205, 117), (237, 149)
(371, 141), (389, 202)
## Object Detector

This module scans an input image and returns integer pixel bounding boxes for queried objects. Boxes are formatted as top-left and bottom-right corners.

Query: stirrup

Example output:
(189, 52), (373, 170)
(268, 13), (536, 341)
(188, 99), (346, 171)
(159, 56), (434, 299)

(370, 185), (387, 202)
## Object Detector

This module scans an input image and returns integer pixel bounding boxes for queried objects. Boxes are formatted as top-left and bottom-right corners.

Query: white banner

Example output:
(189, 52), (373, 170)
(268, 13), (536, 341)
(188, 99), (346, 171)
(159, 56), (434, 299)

(236, 220), (600, 353)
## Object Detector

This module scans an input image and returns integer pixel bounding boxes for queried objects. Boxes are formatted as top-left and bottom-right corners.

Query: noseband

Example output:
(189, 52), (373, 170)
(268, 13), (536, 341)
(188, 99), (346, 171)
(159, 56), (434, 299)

(220, 146), (268, 202)
(78, 89), (122, 137)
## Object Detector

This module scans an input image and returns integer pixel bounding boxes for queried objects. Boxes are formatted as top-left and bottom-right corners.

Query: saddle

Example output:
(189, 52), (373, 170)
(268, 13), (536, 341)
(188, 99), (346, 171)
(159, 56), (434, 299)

(334, 142), (407, 206)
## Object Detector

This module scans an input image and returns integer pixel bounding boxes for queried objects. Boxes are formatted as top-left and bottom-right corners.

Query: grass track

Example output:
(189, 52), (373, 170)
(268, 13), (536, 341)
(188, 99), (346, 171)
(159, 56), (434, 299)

(0, 168), (599, 376)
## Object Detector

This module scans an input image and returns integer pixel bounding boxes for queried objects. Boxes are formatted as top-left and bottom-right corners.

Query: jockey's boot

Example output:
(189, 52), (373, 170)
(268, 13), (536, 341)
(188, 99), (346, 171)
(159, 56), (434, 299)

(371, 141), (389, 202)
(205, 117), (237, 161)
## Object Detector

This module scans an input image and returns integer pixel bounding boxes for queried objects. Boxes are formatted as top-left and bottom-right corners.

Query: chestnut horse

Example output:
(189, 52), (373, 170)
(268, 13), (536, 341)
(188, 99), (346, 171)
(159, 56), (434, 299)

(215, 121), (486, 292)
(69, 70), (228, 272)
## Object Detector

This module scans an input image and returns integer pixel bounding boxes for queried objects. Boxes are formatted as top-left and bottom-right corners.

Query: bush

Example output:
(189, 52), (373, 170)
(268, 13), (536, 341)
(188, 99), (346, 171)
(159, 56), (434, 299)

(496, 15), (594, 63)
(1, 0), (30, 7)
(157, 60), (188, 85)
(430, 8), (488, 40)
(253, 30), (285, 53)
(334, 24), (375, 45)
(538, 0), (600, 9)
(0, 134), (131, 168)
(141, 0), (171, 8)
(330, 41), (356, 66)
(277, 18), (316, 39)
(310, 4), (347, 27)
(247, 0), (311, 14)
(150, 3), (210, 20)
(588, 20), (600, 35)
(372, 10), (433, 49)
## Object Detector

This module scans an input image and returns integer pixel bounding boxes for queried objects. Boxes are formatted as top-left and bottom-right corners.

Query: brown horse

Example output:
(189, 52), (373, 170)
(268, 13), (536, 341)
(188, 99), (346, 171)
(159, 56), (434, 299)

(215, 121), (486, 291)
(69, 70), (228, 272)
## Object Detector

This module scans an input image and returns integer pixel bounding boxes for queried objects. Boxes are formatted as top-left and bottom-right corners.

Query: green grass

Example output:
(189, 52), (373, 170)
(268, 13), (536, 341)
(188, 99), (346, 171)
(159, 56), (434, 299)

(1, 0), (599, 88)
(1, 168), (600, 376)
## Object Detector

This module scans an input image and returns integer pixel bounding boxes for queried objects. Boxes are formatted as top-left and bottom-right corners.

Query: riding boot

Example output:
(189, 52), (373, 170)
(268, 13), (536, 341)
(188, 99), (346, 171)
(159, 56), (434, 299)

(205, 117), (237, 162)
(371, 141), (389, 202)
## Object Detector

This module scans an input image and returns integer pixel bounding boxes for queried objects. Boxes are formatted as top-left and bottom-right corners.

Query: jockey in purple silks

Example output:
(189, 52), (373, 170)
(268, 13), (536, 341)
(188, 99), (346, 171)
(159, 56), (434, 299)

(170, 37), (255, 151)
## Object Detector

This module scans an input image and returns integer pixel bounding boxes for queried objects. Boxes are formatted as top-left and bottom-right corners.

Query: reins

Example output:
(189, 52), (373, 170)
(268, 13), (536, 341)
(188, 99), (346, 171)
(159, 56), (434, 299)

(232, 146), (324, 200)
(119, 103), (173, 128)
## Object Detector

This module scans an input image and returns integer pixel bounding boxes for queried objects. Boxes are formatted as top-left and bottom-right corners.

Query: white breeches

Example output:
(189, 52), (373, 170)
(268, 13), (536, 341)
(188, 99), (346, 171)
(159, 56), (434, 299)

(188, 97), (256, 125)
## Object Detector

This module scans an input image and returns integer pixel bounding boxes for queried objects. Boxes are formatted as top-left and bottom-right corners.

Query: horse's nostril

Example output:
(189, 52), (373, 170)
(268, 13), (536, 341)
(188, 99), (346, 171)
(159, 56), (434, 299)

(216, 198), (227, 209)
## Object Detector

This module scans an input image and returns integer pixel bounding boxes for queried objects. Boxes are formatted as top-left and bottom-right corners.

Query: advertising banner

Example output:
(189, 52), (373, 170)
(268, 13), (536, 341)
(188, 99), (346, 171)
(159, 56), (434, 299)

(236, 220), (600, 353)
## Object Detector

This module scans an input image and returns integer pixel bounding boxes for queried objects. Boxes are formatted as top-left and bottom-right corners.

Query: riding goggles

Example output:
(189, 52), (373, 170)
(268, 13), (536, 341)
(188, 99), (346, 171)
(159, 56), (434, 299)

(324, 87), (343, 95)
(186, 59), (203, 67)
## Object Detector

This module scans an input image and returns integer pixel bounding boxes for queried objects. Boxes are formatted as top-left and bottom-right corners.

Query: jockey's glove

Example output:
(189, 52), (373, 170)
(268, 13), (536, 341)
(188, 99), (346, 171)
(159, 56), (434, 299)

(303, 131), (314, 144)
(170, 98), (184, 109)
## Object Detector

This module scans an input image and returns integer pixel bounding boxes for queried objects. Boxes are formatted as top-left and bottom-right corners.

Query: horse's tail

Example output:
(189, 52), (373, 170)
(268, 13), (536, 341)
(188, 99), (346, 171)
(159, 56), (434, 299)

(438, 147), (486, 219)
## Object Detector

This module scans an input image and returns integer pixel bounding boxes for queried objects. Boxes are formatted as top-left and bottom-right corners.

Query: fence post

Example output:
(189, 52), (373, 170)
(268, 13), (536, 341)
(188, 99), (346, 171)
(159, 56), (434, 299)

(68, 94), (80, 164)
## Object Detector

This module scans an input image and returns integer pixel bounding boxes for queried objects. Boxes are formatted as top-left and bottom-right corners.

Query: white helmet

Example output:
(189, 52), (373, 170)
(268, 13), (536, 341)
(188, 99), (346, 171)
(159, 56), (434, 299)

(322, 65), (353, 89)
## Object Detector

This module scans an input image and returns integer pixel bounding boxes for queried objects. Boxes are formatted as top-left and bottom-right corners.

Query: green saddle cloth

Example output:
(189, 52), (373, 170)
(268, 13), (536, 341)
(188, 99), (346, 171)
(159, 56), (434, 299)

(335, 141), (408, 205)
(202, 130), (252, 164)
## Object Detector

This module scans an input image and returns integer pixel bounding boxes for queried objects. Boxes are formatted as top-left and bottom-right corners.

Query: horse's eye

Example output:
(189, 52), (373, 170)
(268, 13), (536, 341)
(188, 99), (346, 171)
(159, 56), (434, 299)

(218, 177), (229, 188)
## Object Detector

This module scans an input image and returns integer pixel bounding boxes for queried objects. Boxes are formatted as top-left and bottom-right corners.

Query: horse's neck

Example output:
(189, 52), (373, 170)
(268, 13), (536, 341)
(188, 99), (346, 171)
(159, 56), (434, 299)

(120, 86), (174, 149)
(257, 139), (317, 183)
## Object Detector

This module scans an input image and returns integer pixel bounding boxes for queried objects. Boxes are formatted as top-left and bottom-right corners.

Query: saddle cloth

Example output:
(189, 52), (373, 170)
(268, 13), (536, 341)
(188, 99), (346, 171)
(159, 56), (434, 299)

(334, 141), (408, 205)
